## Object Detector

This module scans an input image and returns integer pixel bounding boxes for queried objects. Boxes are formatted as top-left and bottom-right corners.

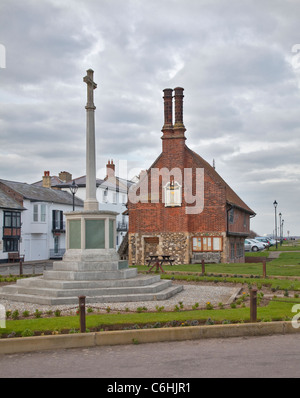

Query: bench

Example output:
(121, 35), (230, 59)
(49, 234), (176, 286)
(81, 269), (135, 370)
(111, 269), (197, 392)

(8, 252), (25, 263)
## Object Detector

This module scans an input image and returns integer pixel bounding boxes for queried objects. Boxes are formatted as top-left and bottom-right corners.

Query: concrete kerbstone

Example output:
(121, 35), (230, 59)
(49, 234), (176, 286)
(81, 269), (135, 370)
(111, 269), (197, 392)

(0, 321), (299, 355)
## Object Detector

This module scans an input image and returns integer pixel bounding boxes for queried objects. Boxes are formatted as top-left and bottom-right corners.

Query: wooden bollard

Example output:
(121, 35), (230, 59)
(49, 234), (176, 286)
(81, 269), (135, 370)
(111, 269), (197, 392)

(263, 259), (267, 278)
(79, 295), (86, 333)
(19, 259), (23, 276)
(250, 288), (257, 323)
(201, 259), (205, 274)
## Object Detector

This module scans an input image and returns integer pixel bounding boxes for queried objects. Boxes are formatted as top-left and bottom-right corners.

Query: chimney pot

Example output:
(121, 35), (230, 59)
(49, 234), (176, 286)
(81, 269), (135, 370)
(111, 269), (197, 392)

(174, 87), (185, 128)
(106, 159), (115, 179)
(42, 171), (51, 188)
(162, 88), (173, 131)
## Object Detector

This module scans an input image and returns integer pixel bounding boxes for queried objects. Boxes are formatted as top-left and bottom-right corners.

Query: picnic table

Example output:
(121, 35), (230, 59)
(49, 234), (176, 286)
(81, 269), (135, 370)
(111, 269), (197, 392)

(146, 255), (174, 273)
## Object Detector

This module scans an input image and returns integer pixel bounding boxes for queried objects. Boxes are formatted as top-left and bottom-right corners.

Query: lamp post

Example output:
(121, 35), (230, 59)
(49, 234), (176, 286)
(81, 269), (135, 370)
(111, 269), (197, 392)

(281, 219), (284, 244)
(69, 180), (78, 211)
(273, 200), (278, 249)
(279, 212), (282, 246)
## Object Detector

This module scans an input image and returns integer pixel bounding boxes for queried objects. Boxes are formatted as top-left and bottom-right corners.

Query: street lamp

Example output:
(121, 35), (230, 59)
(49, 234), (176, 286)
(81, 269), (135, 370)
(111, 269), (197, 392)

(273, 200), (278, 249)
(281, 219), (284, 244)
(69, 180), (78, 211)
(279, 212), (282, 246)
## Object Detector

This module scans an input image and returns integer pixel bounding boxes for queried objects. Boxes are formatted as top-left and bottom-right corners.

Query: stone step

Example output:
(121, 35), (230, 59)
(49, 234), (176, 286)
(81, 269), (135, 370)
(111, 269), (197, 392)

(15, 274), (161, 289)
(52, 261), (121, 272)
(0, 285), (184, 305)
(43, 267), (137, 281)
(1, 280), (172, 298)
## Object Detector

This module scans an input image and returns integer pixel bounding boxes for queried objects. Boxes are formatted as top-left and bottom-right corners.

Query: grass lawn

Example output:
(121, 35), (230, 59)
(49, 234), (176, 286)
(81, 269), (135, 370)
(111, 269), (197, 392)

(133, 251), (300, 278)
(1, 248), (300, 338)
(1, 300), (298, 336)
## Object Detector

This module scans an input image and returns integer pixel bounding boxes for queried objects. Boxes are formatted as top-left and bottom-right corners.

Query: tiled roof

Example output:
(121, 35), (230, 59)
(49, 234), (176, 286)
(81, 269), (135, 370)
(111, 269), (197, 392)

(186, 146), (255, 215)
(0, 179), (84, 207)
(0, 188), (25, 210)
(53, 175), (134, 193)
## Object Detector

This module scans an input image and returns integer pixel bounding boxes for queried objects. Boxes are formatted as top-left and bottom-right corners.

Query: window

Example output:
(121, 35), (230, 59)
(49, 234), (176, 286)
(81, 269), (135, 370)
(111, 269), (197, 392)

(164, 181), (182, 207)
(192, 237), (222, 252)
(3, 238), (19, 252)
(3, 211), (21, 252)
(4, 211), (21, 229)
(230, 243), (235, 260)
(229, 208), (234, 224)
(33, 204), (47, 222)
(103, 188), (108, 203)
(41, 204), (46, 222)
(52, 210), (64, 231)
(33, 204), (39, 222)
(243, 214), (248, 228)
(237, 242), (244, 257)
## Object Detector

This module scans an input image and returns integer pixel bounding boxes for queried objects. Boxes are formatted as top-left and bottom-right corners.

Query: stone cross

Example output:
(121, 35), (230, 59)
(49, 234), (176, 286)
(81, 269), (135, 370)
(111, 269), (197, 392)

(83, 69), (99, 211)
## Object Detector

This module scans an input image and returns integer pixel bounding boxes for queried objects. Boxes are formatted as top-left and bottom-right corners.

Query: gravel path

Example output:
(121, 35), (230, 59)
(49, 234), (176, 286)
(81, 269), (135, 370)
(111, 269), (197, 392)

(0, 282), (241, 316)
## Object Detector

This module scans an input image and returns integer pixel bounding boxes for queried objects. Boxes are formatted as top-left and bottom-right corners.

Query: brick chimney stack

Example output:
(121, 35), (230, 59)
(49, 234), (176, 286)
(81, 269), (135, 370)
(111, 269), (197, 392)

(161, 87), (186, 155)
(59, 171), (72, 183)
(161, 88), (173, 136)
(173, 87), (186, 135)
(42, 171), (51, 188)
(106, 160), (115, 179)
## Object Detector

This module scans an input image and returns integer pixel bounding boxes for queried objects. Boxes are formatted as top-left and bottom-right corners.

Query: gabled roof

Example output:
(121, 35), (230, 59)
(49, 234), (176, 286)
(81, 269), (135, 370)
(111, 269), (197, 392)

(0, 179), (84, 207)
(133, 146), (255, 215)
(185, 146), (255, 215)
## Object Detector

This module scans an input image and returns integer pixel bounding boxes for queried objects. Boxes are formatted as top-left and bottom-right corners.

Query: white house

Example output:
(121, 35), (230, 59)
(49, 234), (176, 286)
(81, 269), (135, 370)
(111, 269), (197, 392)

(35, 161), (135, 250)
(0, 179), (84, 262)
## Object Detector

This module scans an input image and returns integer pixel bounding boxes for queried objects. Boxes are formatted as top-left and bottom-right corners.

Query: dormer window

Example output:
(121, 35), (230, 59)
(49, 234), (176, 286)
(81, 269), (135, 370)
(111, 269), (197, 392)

(164, 181), (182, 207)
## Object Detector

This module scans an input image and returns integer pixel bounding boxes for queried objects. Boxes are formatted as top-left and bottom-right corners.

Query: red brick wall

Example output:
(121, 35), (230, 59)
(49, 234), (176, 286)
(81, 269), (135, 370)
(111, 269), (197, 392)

(128, 145), (229, 235)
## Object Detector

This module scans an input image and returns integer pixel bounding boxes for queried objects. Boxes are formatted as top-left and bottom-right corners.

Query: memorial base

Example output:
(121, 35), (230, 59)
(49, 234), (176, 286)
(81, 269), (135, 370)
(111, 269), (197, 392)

(0, 211), (183, 305)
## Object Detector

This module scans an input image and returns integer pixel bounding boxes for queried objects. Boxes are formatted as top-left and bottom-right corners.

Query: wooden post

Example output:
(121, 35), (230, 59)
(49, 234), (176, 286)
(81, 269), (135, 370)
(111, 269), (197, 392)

(250, 288), (257, 323)
(79, 296), (86, 333)
(263, 259), (267, 279)
(201, 259), (205, 274)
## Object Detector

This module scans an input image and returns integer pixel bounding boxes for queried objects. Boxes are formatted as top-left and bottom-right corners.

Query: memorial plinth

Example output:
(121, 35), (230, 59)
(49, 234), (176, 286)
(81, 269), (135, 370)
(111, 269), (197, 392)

(0, 69), (183, 305)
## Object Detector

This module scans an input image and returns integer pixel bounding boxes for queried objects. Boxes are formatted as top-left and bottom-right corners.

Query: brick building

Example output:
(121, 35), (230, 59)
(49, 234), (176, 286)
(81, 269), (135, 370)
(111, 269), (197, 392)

(127, 87), (255, 265)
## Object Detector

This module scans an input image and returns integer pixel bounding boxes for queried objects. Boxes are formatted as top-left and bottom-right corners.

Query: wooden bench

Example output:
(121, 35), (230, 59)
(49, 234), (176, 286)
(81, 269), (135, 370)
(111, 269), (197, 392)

(8, 252), (25, 263)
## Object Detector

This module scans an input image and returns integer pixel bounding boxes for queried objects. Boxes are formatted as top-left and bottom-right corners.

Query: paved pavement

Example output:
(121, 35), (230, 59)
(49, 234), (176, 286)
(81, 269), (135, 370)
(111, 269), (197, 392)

(1, 333), (300, 378)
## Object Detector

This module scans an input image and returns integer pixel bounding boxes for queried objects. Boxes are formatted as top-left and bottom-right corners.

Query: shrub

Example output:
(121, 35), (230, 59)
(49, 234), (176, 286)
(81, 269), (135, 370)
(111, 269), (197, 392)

(21, 329), (34, 337)
(136, 306), (147, 313)
(22, 310), (30, 318)
(34, 309), (42, 318)
(12, 310), (19, 320)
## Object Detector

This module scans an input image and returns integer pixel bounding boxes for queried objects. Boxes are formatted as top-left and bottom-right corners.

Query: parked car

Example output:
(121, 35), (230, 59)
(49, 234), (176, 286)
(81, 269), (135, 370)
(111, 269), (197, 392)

(244, 239), (265, 252)
(254, 237), (271, 247)
(266, 237), (276, 246)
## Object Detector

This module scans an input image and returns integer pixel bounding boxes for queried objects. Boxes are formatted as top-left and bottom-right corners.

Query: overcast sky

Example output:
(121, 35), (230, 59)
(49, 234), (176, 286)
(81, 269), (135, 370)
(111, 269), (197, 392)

(0, 0), (300, 236)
